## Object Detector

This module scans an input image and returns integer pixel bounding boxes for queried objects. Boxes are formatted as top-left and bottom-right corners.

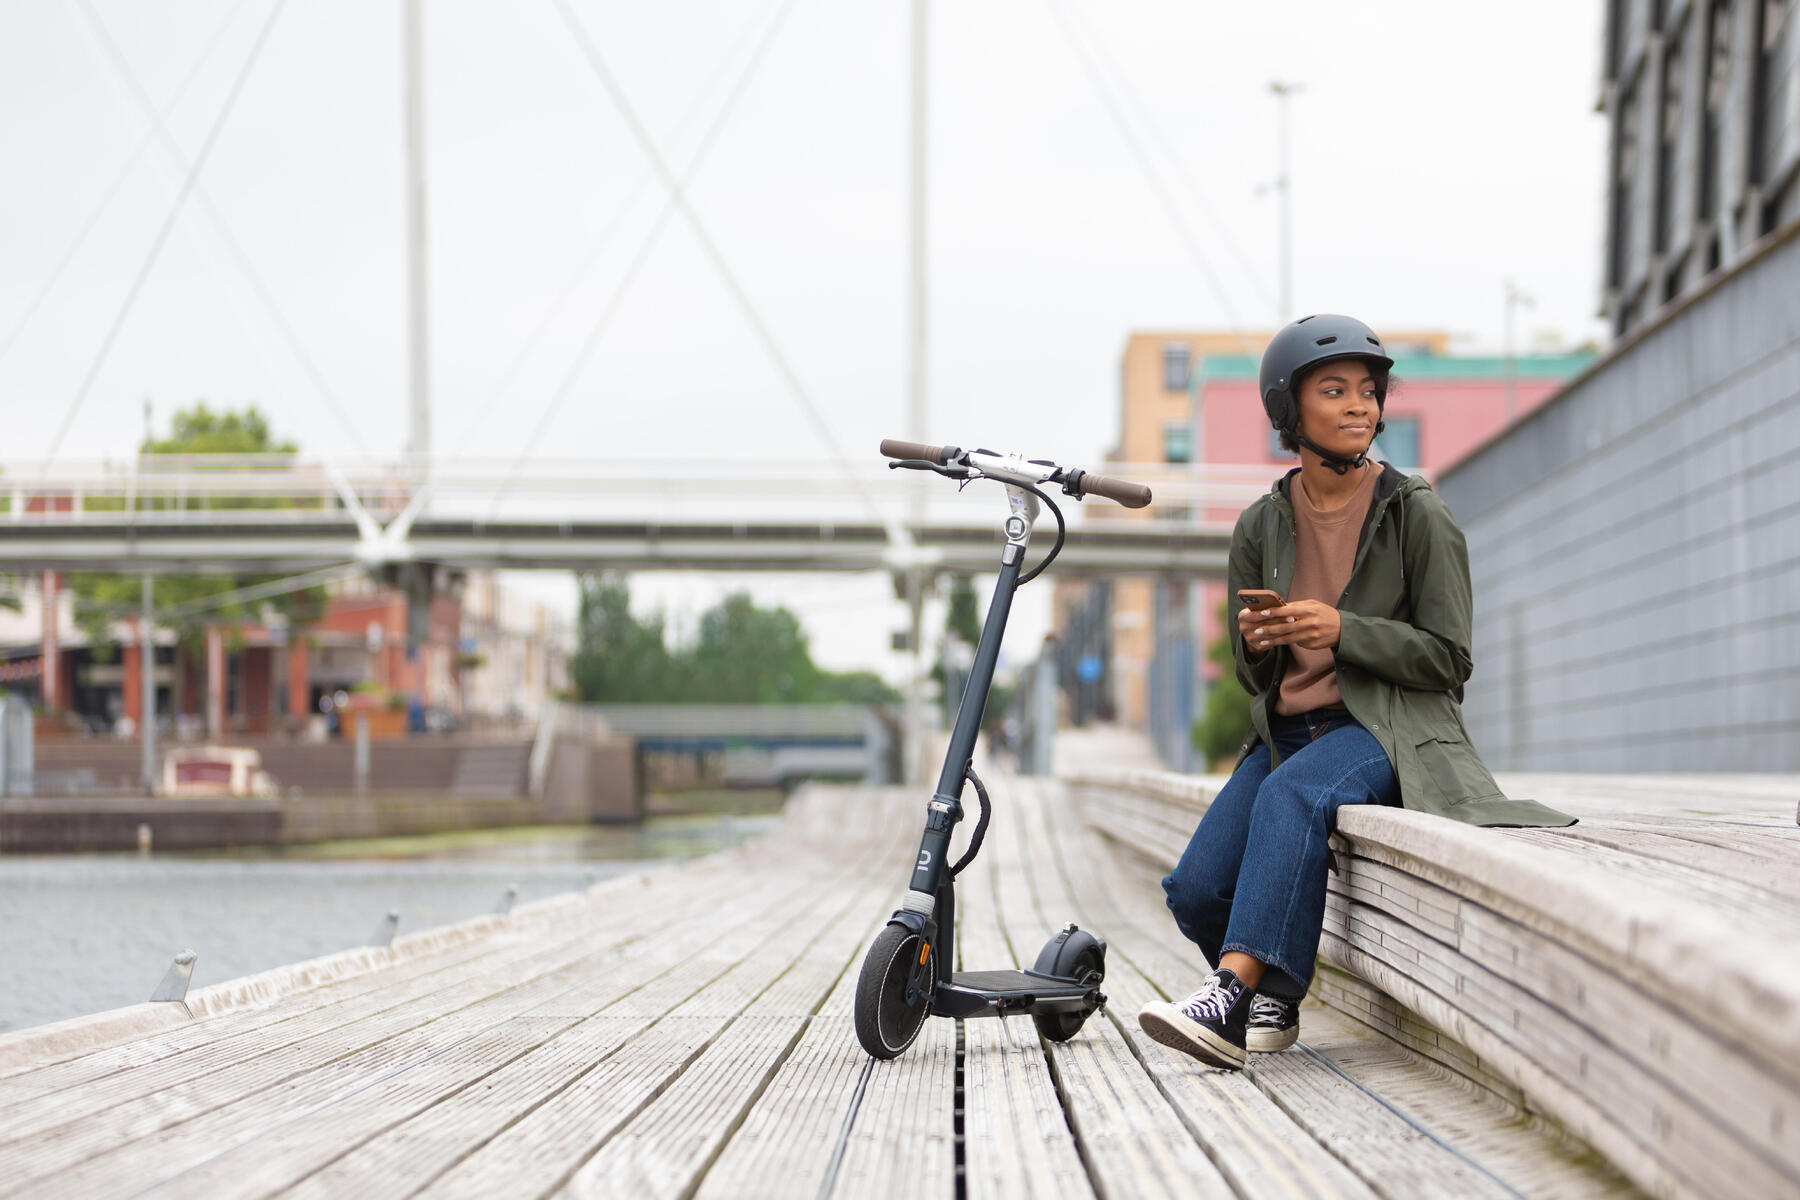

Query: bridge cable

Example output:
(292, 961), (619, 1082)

(64, 0), (369, 456)
(482, 0), (803, 518)
(445, 0), (788, 460)
(1055, 2), (1277, 321)
(66, 563), (361, 625)
(42, 0), (291, 466)
(542, 0), (898, 537)
(0, 0), (249, 373)
(1041, 1), (1257, 353)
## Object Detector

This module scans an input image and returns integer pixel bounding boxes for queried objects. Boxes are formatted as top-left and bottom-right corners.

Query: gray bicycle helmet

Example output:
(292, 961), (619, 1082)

(1259, 314), (1395, 474)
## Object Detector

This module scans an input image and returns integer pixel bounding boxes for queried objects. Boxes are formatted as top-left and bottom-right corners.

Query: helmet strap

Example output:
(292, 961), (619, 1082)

(1291, 417), (1384, 476)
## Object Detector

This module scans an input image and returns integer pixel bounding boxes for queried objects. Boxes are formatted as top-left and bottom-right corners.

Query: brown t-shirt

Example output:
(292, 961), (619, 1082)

(1273, 463), (1381, 716)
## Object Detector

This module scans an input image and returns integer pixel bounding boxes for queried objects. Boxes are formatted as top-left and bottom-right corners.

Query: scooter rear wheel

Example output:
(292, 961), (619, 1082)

(853, 923), (936, 1059)
(1031, 931), (1106, 1043)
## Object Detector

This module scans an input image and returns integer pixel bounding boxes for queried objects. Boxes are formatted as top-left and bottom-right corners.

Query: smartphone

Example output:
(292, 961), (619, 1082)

(1237, 589), (1285, 612)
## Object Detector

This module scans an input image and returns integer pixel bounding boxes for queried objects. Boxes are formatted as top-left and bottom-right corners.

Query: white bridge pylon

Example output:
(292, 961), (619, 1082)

(0, 455), (1284, 577)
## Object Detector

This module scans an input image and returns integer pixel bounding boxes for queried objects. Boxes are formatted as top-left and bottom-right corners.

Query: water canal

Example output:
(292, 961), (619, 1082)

(0, 807), (780, 1035)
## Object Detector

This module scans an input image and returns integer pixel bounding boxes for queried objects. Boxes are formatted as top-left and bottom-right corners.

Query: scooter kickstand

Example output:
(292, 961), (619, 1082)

(997, 1013), (1017, 1055)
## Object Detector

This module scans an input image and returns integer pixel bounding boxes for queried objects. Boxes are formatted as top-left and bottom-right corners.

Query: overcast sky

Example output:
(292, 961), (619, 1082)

(0, 0), (1610, 675)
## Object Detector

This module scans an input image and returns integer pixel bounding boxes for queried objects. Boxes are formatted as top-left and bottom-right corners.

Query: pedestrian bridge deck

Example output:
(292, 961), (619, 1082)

(0, 768), (1793, 1198)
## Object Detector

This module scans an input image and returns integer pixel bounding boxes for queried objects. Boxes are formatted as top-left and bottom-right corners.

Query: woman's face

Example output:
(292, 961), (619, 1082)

(1296, 359), (1380, 461)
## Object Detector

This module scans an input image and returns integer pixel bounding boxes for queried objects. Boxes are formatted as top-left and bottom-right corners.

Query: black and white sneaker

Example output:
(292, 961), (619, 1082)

(1246, 993), (1299, 1052)
(1136, 968), (1252, 1070)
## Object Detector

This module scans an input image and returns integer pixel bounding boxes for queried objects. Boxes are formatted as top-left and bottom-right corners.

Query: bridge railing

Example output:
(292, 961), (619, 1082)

(0, 456), (1311, 530)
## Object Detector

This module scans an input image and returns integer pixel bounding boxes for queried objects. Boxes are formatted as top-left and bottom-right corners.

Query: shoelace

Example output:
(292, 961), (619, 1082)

(1248, 994), (1291, 1025)
(1177, 976), (1240, 1024)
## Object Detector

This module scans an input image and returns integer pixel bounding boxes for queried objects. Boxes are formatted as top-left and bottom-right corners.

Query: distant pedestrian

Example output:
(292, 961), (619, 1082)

(1137, 314), (1574, 1071)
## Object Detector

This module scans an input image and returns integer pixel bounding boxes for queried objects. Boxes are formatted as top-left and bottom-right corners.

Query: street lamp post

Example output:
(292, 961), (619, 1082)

(1504, 279), (1536, 423)
(1269, 81), (1304, 323)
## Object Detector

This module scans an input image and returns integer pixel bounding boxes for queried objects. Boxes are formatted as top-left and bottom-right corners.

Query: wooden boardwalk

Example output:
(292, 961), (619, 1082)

(2, 765), (1791, 1198)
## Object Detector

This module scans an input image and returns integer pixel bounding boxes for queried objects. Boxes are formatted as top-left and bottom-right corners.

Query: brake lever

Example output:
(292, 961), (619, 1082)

(889, 459), (976, 480)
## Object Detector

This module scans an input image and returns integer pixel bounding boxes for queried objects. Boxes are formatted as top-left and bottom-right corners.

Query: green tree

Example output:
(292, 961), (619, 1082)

(570, 574), (684, 702)
(144, 404), (296, 458)
(570, 576), (900, 706)
(945, 575), (981, 645)
(690, 593), (821, 703)
(815, 669), (901, 705)
(1192, 597), (1253, 769)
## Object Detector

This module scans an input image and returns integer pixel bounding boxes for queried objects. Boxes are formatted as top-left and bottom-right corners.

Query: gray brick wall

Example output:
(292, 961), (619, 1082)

(1435, 221), (1800, 770)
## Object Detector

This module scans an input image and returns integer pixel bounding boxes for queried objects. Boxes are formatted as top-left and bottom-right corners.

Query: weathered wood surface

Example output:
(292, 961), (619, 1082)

(1069, 765), (1800, 1200)
(0, 773), (1672, 1198)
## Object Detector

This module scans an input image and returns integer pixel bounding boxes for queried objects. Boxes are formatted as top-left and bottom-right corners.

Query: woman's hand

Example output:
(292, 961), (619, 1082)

(1239, 599), (1341, 652)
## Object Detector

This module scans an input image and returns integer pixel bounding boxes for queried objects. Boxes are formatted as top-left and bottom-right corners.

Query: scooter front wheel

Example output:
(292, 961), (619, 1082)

(853, 923), (936, 1059)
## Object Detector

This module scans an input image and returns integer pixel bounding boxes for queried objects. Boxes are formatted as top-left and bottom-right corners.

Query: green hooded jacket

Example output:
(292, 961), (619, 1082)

(1229, 462), (1574, 829)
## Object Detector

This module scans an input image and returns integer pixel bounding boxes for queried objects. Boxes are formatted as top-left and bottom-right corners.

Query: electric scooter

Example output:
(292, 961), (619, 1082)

(852, 438), (1153, 1060)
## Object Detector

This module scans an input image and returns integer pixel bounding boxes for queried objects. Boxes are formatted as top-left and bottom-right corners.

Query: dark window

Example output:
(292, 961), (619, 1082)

(1701, 0), (1730, 219)
(1620, 83), (1641, 182)
(1707, 2), (1733, 112)
(1372, 417), (1420, 469)
(1613, 81), (1641, 286)
(1163, 421), (1192, 464)
(1162, 343), (1191, 392)
(1659, 39), (1683, 251)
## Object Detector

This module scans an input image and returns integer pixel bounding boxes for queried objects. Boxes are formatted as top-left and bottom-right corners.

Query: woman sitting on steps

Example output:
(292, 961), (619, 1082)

(1136, 314), (1575, 1072)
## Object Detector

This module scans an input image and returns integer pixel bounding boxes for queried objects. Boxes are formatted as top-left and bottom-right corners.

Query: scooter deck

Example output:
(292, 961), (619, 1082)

(951, 969), (1087, 995)
(931, 968), (1098, 1019)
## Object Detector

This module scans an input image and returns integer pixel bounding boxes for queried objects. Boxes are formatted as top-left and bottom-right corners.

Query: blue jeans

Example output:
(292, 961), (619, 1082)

(1161, 708), (1399, 1000)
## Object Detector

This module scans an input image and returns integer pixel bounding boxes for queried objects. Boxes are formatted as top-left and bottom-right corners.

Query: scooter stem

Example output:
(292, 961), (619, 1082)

(904, 486), (1036, 902)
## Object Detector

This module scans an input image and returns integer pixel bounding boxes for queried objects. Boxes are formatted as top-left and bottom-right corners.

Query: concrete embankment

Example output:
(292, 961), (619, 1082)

(6, 730), (640, 852)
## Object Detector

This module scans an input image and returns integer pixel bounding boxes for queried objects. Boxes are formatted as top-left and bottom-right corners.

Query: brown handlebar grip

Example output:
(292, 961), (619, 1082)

(1080, 472), (1153, 509)
(879, 438), (949, 464)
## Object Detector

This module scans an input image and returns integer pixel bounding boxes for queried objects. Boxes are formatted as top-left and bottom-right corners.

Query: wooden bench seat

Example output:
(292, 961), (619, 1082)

(1068, 767), (1800, 1199)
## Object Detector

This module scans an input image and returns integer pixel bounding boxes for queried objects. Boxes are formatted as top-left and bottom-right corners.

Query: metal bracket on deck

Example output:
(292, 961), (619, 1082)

(151, 950), (196, 1004)
(494, 885), (518, 916)
(368, 910), (400, 947)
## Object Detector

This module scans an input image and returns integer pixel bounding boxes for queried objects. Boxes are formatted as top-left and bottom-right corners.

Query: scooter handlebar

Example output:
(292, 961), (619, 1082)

(879, 438), (954, 465)
(1074, 471), (1153, 509)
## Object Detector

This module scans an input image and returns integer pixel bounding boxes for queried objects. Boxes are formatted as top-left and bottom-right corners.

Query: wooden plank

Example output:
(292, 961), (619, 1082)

(1013, 778), (1382, 1200)
(1509, 823), (1800, 907)
(550, 890), (898, 1198)
(1267, 989), (1642, 1199)
(951, 816), (1096, 1200)
(0, 830), (766, 1086)
(1326, 902), (1800, 1198)
(0, 859), (772, 1177)
(1055, 779), (1641, 1200)
(276, 886), (887, 1196)
(392, 804), (910, 1199)
(826, 1017), (958, 1200)
(0, 876), (703, 1112)
(11, 795), (904, 1198)
(690, 796), (956, 1200)
(977, 777), (1232, 1200)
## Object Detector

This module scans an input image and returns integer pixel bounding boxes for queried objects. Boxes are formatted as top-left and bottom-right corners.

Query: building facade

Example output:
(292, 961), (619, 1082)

(1601, 0), (1800, 335)
(1439, 193), (1800, 770)
(0, 571), (469, 739)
